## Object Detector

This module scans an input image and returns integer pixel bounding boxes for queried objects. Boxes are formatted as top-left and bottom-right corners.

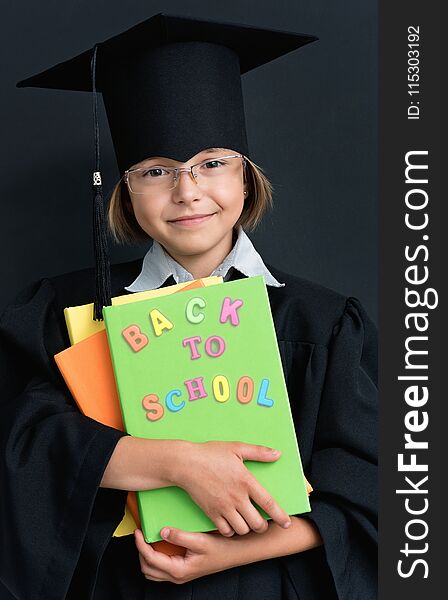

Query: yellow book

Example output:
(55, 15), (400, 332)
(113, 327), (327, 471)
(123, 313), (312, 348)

(65, 276), (223, 345)
(63, 276), (223, 537)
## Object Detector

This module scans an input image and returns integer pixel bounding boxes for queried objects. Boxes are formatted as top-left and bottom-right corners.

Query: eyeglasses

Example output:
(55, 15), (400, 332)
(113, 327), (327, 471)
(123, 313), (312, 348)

(124, 154), (246, 195)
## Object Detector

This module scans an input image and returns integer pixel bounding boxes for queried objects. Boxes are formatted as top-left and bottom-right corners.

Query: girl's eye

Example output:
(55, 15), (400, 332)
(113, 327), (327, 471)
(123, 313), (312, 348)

(203, 160), (225, 169)
(141, 167), (169, 178)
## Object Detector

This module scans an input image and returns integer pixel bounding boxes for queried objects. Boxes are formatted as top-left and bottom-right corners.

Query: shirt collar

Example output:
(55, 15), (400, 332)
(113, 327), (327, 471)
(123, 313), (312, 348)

(124, 224), (285, 292)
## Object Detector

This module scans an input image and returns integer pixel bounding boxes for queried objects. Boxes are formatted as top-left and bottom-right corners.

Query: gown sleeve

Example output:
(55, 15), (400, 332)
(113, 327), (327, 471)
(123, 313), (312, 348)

(0, 278), (129, 600)
(302, 296), (378, 599)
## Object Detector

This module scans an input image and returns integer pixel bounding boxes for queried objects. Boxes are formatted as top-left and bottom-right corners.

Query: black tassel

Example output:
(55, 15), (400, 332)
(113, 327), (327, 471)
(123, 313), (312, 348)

(91, 43), (112, 321)
(92, 178), (111, 320)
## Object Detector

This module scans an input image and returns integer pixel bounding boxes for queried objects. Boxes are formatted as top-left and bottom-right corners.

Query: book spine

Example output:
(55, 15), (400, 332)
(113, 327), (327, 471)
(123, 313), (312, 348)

(103, 310), (130, 432)
(103, 307), (154, 541)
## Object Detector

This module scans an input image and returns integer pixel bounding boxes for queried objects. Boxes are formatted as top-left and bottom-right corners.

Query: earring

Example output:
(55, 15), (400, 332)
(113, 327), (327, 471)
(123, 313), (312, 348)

(243, 191), (248, 196)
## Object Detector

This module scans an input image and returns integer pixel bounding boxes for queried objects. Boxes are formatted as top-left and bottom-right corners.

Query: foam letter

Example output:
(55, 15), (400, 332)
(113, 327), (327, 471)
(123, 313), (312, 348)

(212, 375), (230, 403)
(186, 297), (206, 324)
(257, 378), (274, 407)
(184, 377), (208, 401)
(237, 376), (254, 404)
(142, 394), (164, 421)
(122, 325), (148, 352)
(182, 336), (202, 359)
(165, 389), (185, 412)
(205, 335), (226, 357)
(219, 296), (244, 326)
(150, 309), (173, 337)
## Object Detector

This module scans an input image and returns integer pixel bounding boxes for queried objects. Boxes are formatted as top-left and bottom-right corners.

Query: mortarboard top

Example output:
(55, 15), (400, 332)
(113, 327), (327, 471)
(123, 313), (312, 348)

(16, 13), (318, 169)
(16, 12), (318, 319)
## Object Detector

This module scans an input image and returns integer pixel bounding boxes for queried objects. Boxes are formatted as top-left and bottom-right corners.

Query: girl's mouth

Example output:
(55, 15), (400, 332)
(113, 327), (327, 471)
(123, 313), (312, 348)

(168, 213), (216, 226)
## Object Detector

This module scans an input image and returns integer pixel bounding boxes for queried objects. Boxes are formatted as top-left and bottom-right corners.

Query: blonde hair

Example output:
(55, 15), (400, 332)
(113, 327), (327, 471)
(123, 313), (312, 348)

(107, 155), (273, 244)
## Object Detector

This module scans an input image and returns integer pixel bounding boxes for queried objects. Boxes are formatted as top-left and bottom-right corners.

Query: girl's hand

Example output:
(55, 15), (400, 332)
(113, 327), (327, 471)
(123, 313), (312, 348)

(135, 517), (323, 584)
(134, 527), (242, 584)
(166, 440), (291, 536)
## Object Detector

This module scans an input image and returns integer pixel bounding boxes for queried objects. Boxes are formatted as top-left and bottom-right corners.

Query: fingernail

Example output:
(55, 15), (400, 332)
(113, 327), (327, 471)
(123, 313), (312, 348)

(161, 527), (170, 538)
(283, 521), (291, 529)
(271, 449), (281, 454)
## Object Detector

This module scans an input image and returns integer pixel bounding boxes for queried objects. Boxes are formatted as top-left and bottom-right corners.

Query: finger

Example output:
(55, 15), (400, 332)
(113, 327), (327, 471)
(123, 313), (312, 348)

(238, 501), (269, 534)
(134, 529), (176, 572)
(138, 551), (170, 581)
(135, 530), (193, 584)
(213, 515), (235, 537)
(248, 482), (291, 529)
(143, 573), (166, 582)
(236, 442), (282, 463)
(160, 526), (207, 553)
(222, 509), (250, 535)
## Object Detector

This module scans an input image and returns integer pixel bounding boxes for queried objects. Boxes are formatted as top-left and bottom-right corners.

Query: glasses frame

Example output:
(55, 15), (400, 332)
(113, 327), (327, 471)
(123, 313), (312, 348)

(123, 154), (247, 194)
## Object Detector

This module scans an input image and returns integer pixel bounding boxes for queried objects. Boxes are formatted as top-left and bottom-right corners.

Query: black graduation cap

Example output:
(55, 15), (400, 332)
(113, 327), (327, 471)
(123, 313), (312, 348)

(16, 12), (317, 320)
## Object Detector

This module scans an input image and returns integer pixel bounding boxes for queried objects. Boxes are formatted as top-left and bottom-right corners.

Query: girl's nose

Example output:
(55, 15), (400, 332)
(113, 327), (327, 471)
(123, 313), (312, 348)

(172, 170), (202, 202)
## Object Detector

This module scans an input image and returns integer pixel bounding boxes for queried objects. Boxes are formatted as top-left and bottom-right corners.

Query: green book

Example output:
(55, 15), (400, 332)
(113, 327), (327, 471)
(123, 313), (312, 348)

(103, 275), (310, 542)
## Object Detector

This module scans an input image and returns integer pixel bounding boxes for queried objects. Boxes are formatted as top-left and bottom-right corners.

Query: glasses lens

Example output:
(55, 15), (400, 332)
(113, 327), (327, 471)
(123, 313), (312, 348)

(127, 166), (174, 194)
(127, 156), (244, 194)
(194, 157), (243, 187)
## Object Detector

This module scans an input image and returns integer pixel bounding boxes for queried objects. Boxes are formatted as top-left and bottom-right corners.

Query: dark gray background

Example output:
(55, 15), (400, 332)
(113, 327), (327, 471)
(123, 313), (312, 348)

(0, 0), (377, 322)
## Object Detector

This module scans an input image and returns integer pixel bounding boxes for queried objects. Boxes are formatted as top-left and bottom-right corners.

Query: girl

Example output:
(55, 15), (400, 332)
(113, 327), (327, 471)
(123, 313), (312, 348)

(0, 13), (377, 600)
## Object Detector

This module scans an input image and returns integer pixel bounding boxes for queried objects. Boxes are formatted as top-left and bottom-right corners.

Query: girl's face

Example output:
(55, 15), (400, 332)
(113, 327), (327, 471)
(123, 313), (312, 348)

(127, 147), (247, 261)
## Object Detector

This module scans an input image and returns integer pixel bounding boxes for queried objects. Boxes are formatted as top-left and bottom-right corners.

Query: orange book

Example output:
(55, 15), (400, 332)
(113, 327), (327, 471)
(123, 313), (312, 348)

(55, 278), (208, 556)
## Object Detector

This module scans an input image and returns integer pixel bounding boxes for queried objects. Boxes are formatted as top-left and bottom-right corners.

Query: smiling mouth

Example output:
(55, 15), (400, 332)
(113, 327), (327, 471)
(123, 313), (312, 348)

(168, 213), (216, 225)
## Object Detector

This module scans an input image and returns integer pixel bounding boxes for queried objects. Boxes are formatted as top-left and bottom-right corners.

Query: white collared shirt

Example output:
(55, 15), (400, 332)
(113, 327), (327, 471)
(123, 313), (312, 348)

(124, 224), (285, 292)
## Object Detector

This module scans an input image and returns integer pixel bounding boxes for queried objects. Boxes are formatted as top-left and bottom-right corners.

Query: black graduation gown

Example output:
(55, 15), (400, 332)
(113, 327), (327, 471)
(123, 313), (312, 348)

(0, 258), (377, 600)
